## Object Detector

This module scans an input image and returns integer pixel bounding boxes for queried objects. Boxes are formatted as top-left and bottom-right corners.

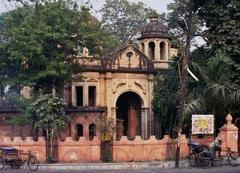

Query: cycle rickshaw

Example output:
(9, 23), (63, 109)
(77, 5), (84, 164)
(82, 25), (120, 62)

(0, 146), (39, 171)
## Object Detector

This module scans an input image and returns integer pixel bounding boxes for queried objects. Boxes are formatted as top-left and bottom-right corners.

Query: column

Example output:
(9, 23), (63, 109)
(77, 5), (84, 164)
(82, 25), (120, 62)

(168, 42), (171, 60)
(141, 108), (148, 139)
(128, 107), (137, 139)
(165, 42), (168, 60)
(111, 107), (118, 140)
(83, 84), (88, 106)
(71, 124), (76, 140)
(155, 41), (160, 60)
(71, 85), (76, 106)
(145, 41), (149, 58)
(219, 114), (238, 152)
(99, 73), (105, 106)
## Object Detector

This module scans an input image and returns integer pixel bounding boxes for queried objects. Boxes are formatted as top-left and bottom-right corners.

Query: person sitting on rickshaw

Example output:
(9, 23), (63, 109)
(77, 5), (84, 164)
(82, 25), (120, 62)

(209, 136), (222, 157)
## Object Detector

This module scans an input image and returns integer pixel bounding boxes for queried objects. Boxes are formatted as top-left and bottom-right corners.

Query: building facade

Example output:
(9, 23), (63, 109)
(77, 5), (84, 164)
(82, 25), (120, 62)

(0, 17), (177, 141)
(63, 17), (177, 141)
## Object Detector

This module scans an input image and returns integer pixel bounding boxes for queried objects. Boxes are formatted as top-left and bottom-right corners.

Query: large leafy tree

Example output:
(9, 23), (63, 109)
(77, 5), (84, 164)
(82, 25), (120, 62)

(0, 0), (116, 95)
(100, 0), (162, 45)
(193, 0), (240, 86)
(166, 0), (206, 49)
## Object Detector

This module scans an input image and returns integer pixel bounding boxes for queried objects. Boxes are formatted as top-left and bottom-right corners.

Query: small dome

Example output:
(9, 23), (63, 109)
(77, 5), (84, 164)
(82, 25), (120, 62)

(138, 17), (170, 40)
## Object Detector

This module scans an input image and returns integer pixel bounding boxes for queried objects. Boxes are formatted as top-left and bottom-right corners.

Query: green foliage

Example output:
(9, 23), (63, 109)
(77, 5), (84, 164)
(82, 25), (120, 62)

(0, 0), (116, 93)
(5, 91), (34, 126)
(33, 93), (69, 162)
(33, 94), (69, 131)
(193, 0), (240, 85)
(166, 0), (204, 48)
(100, 0), (163, 45)
(153, 49), (239, 136)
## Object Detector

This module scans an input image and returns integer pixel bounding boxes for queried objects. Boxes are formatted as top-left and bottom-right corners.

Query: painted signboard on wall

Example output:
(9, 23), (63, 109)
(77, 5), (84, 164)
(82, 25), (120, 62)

(192, 114), (214, 134)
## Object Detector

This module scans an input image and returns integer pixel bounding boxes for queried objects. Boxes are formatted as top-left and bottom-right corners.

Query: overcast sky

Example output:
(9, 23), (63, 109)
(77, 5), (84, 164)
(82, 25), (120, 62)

(0, 0), (174, 15)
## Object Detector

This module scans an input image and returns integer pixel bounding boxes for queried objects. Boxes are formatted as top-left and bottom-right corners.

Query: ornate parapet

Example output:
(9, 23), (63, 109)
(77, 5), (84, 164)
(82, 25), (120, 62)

(0, 136), (46, 162)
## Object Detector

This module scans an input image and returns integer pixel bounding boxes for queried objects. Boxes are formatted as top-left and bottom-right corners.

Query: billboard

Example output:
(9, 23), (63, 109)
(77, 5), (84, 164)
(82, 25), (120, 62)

(191, 114), (214, 134)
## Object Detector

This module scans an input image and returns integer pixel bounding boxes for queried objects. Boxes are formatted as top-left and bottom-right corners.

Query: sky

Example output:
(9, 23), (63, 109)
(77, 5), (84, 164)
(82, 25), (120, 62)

(0, 0), (174, 15)
(0, 0), (204, 46)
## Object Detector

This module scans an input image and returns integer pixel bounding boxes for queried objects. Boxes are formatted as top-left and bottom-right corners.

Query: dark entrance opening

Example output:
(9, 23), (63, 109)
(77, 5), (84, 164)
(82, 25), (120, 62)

(89, 124), (96, 140)
(88, 86), (96, 107)
(76, 86), (83, 106)
(116, 92), (142, 140)
(77, 124), (83, 140)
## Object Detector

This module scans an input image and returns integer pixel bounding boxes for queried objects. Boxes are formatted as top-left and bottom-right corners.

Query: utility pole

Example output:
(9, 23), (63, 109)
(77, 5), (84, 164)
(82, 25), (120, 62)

(175, 0), (193, 168)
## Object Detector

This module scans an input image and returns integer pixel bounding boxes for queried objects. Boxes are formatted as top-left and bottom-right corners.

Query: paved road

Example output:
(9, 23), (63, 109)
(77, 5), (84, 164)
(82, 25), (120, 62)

(0, 166), (240, 173)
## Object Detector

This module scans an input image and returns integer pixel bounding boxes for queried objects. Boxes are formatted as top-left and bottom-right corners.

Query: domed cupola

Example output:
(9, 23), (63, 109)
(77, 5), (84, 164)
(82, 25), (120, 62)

(138, 16), (172, 69)
(139, 17), (170, 40)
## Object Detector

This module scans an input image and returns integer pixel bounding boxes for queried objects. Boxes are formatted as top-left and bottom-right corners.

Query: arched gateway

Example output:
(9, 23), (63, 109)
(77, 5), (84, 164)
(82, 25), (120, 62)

(116, 92), (142, 140)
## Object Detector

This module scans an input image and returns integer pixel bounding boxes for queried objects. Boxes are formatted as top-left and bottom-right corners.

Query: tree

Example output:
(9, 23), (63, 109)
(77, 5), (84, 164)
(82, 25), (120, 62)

(33, 94), (69, 162)
(166, 0), (205, 49)
(153, 48), (239, 138)
(193, 0), (240, 86)
(100, 0), (162, 45)
(0, 0), (116, 95)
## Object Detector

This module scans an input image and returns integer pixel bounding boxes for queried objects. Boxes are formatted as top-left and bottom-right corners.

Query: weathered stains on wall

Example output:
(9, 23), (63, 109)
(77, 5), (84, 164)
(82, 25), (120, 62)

(58, 136), (101, 162)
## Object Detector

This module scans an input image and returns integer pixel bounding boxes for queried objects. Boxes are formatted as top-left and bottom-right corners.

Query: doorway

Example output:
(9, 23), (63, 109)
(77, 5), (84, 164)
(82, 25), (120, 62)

(116, 92), (142, 140)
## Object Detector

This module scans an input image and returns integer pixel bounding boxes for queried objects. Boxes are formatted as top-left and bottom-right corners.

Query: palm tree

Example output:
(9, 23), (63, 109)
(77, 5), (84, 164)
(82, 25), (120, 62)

(153, 48), (240, 137)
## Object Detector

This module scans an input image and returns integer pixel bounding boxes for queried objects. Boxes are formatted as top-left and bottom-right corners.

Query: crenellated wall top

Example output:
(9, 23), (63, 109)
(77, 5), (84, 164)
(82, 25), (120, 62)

(58, 136), (101, 145)
(0, 136), (46, 145)
(114, 135), (188, 145)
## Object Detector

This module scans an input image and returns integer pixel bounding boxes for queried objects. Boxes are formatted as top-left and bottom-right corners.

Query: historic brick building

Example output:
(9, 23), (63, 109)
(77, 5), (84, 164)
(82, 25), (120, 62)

(62, 16), (177, 141)
(0, 17), (177, 141)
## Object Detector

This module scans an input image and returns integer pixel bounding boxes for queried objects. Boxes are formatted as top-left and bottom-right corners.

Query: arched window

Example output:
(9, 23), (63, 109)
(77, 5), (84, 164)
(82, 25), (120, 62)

(148, 42), (155, 60)
(89, 124), (96, 140)
(76, 124), (83, 140)
(141, 42), (145, 53)
(160, 42), (166, 60)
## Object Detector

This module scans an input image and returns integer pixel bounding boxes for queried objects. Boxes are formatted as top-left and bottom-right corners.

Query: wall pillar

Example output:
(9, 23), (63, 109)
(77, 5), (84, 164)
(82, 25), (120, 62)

(128, 106), (137, 139)
(145, 42), (149, 57)
(168, 42), (171, 60)
(71, 124), (76, 141)
(141, 108), (148, 139)
(83, 85), (88, 106)
(219, 114), (238, 152)
(155, 41), (160, 60)
(165, 42), (169, 60)
(71, 85), (76, 106)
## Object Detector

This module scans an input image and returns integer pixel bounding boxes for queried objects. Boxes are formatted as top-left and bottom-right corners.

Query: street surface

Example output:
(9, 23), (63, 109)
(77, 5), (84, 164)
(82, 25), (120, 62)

(0, 166), (240, 173)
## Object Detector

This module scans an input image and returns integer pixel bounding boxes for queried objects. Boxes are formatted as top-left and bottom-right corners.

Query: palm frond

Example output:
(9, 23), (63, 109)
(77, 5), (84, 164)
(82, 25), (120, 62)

(208, 83), (229, 100)
(229, 89), (240, 106)
(189, 61), (208, 81)
(207, 50), (233, 69)
(184, 97), (206, 117)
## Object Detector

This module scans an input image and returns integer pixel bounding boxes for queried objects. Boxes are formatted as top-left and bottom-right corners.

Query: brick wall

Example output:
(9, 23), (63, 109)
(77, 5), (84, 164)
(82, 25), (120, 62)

(58, 136), (101, 162)
(0, 136), (46, 162)
(112, 135), (189, 162)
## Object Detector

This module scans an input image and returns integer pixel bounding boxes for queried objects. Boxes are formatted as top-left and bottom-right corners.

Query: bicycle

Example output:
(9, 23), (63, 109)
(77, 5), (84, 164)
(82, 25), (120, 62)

(0, 147), (39, 171)
(198, 147), (239, 168)
(187, 141), (208, 167)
